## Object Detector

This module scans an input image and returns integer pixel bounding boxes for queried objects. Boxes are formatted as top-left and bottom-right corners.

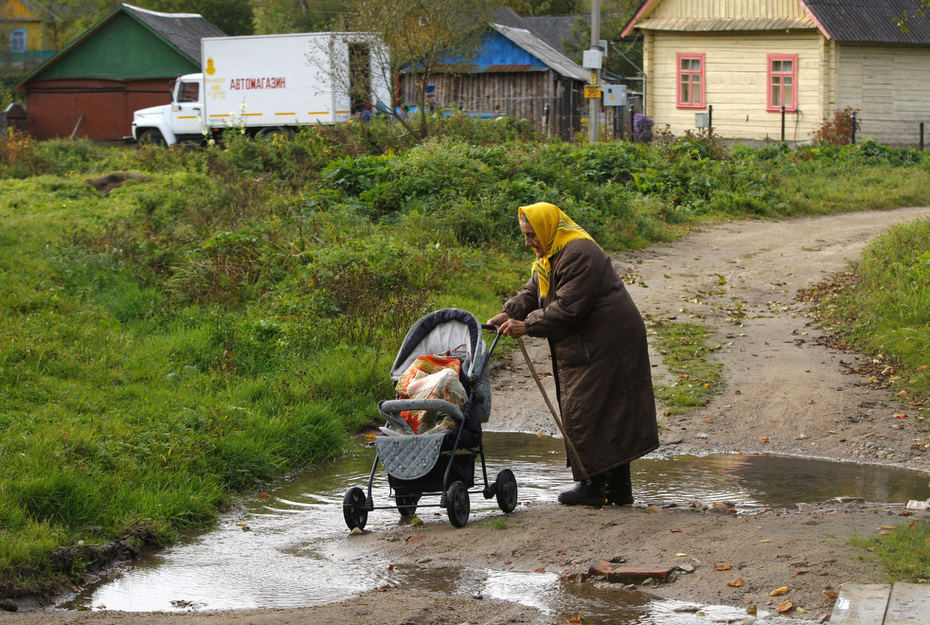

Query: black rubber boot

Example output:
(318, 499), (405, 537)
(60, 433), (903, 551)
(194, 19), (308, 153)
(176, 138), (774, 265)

(605, 464), (634, 506)
(557, 475), (607, 506)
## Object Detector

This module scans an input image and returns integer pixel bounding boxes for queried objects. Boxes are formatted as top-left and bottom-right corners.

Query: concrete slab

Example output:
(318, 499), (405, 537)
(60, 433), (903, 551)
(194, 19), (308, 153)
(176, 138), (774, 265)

(884, 582), (929, 625)
(828, 584), (891, 624)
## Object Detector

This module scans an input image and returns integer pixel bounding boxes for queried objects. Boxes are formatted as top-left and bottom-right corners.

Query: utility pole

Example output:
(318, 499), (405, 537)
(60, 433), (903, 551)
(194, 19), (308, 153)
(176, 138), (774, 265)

(587, 0), (601, 143)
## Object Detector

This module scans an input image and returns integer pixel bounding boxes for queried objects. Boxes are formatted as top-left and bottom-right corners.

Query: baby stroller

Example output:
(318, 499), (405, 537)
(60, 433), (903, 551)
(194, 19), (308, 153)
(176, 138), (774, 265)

(342, 308), (518, 529)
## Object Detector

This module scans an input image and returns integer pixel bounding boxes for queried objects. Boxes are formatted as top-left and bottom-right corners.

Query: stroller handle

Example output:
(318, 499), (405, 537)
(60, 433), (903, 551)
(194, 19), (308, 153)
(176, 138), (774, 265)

(379, 398), (464, 424)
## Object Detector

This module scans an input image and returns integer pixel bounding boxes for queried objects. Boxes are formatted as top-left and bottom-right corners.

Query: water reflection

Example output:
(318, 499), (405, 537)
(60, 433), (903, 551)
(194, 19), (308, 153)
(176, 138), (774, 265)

(65, 432), (929, 616)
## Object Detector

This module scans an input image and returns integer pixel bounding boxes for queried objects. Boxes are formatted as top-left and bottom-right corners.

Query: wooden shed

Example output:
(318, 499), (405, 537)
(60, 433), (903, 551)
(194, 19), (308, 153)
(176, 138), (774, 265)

(398, 21), (589, 140)
(15, 3), (224, 142)
(622, 0), (930, 146)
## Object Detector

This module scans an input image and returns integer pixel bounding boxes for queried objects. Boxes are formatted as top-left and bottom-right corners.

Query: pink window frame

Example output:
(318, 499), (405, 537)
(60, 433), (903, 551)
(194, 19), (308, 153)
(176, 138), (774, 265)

(676, 52), (705, 109)
(767, 53), (798, 112)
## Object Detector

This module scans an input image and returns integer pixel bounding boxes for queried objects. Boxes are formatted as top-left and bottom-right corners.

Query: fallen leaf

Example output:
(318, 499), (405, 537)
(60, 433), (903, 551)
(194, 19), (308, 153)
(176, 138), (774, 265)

(823, 590), (839, 599)
(716, 563), (732, 571)
(258, 493), (270, 499)
(776, 600), (795, 614)
(894, 414), (908, 419)
(533, 567), (546, 573)
(568, 618), (582, 624)
(759, 437), (770, 443)
(670, 528), (682, 533)
(728, 578), (745, 587)
(770, 586), (790, 596)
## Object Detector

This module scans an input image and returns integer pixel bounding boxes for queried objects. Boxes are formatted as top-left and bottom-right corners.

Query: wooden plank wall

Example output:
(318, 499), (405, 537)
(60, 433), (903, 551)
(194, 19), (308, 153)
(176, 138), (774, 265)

(651, 0), (807, 20)
(647, 30), (824, 143)
(398, 71), (584, 140)
(836, 45), (930, 147)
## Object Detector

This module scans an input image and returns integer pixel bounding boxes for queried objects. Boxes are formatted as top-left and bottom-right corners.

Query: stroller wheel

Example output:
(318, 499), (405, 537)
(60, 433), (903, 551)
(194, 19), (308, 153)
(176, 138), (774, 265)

(445, 481), (470, 528)
(343, 487), (368, 531)
(494, 468), (518, 514)
(395, 493), (420, 517)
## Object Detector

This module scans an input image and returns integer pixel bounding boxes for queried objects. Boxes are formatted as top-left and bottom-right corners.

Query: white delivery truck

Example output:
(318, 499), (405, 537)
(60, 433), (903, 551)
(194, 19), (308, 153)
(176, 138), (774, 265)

(131, 32), (390, 146)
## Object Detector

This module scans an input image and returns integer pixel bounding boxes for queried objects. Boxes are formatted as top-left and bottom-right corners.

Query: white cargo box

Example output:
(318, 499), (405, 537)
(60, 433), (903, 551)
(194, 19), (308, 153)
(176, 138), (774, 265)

(200, 32), (389, 131)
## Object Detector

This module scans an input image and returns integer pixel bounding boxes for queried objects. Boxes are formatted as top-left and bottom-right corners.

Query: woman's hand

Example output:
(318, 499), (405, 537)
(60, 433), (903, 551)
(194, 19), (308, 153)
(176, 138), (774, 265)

(498, 318), (527, 338)
(487, 312), (511, 328)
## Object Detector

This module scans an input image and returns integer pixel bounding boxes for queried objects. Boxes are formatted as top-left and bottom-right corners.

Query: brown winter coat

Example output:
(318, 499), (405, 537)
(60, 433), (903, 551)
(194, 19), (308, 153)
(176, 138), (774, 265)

(503, 238), (659, 480)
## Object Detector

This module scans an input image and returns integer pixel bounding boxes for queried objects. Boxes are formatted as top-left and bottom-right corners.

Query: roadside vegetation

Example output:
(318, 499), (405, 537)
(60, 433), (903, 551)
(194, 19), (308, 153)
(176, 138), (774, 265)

(2, 117), (930, 595)
(803, 216), (930, 582)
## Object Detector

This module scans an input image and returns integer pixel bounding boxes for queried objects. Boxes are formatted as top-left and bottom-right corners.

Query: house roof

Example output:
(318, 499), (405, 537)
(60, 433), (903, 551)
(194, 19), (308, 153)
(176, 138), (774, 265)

(16, 3), (224, 88)
(489, 23), (589, 81)
(491, 7), (586, 56)
(121, 3), (226, 60)
(803, 0), (930, 44)
(623, 0), (930, 45)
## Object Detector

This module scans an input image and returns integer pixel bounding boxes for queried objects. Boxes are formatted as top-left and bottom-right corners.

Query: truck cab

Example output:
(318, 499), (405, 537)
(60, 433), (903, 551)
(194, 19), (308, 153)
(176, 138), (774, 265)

(131, 74), (205, 146)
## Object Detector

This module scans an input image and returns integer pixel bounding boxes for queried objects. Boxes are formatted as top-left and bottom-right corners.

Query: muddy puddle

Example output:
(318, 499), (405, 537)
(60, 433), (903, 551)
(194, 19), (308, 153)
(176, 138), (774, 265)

(60, 432), (930, 623)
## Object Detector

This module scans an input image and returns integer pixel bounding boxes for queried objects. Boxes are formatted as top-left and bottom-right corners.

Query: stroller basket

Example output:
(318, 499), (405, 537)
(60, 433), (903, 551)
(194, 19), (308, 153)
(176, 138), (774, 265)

(342, 308), (518, 529)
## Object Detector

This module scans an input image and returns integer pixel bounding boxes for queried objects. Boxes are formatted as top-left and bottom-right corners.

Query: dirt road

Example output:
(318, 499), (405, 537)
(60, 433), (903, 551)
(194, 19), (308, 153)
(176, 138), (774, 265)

(6, 206), (930, 625)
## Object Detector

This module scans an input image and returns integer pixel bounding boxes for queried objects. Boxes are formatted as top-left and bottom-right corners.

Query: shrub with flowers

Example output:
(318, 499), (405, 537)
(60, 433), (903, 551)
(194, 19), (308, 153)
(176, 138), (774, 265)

(633, 113), (654, 142)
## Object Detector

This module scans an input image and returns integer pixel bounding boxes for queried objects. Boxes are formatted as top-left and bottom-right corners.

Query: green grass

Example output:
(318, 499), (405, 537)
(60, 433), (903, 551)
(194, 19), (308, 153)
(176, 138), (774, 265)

(3, 129), (930, 595)
(850, 521), (930, 582)
(808, 218), (930, 402)
(650, 321), (724, 414)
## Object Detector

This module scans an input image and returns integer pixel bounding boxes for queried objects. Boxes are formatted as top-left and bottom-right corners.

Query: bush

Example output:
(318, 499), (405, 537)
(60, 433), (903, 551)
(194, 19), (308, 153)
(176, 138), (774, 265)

(813, 107), (860, 145)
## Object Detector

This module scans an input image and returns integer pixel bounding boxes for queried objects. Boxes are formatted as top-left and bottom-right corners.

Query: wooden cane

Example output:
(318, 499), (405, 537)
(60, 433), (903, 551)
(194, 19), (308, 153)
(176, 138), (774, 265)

(515, 336), (590, 482)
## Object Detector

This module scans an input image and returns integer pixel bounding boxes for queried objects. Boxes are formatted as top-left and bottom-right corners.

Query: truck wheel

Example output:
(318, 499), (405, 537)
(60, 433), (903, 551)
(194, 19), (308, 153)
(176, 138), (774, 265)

(258, 127), (292, 142)
(138, 129), (166, 147)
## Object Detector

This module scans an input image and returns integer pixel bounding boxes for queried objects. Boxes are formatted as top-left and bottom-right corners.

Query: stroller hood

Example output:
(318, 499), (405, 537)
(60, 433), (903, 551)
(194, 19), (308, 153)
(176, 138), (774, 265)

(389, 308), (492, 422)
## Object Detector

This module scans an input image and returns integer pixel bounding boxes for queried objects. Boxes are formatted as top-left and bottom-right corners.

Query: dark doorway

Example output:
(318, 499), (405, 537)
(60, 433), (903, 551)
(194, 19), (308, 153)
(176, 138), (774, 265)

(348, 43), (371, 114)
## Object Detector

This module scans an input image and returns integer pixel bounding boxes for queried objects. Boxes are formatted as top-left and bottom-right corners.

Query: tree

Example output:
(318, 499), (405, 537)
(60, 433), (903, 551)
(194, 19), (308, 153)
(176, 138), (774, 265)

(22, 0), (108, 52)
(342, 0), (495, 138)
(895, 0), (930, 33)
(252, 0), (347, 34)
(501, 0), (581, 15)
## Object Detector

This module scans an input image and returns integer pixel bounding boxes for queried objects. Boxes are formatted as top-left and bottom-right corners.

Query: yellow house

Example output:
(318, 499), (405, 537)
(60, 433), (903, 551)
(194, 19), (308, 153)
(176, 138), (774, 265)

(1, 0), (53, 65)
(622, 0), (930, 146)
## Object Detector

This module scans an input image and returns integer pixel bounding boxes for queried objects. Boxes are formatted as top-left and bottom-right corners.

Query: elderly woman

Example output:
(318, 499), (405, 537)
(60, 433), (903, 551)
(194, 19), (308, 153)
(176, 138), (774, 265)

(488, 202), (659, 506)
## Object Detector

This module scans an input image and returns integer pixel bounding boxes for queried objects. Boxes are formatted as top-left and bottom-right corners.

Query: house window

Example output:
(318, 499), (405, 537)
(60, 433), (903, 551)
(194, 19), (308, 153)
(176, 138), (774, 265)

(767, 54), (798, 112)
(10, 29), (27, 53)
(676, 52), (705, 109)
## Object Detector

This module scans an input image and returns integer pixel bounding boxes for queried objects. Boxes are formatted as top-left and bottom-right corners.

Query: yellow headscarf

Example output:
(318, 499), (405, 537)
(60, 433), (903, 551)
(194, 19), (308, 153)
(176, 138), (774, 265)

(519, 202), (595, 298)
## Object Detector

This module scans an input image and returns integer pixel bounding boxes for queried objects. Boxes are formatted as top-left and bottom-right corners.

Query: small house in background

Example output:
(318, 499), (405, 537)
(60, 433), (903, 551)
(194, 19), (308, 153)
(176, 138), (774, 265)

(398, 17), (589, 140)
(1, 0), (55, 68)
(622, 0), (930, 146)
(15, 3), (224, 141)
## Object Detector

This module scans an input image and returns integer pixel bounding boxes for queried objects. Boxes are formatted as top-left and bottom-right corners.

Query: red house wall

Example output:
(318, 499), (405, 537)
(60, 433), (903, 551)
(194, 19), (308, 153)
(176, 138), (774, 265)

(25, 77), (176, 141)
